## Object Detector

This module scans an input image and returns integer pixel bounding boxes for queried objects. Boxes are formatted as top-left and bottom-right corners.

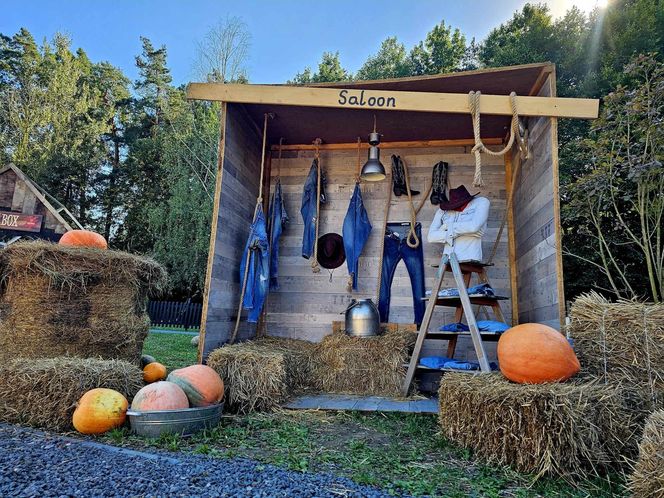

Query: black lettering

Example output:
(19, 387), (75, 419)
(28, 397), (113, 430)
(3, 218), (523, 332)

(359, 90), (366, 105)
(349, 95), (359, 105)
(377, 97), (385, 106)
(368, 96), (376, 106)
(386, 97), (396, 107)
(338, 89), (348, 105)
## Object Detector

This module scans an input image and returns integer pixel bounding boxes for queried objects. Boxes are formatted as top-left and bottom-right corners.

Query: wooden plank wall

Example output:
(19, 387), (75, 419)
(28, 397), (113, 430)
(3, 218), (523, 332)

(201, 104), (263, 359)
(511, 73), (564, 329)
(267, 144), (511, 360)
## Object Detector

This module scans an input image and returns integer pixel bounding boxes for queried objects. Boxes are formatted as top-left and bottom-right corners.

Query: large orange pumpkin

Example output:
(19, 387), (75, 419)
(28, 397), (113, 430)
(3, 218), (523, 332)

(497, 323), (581, 384)
(166, 365), (224, 407)
(143, 362), (167, 383)
(59, 229), (108, 249)
(130, 381), (189, 411)
(72, 388), (128, 435)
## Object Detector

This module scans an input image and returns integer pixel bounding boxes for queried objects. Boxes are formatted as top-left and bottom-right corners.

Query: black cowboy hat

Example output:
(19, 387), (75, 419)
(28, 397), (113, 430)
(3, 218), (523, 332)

(438, 185), (479, 210)
(317, 233), (346, 270)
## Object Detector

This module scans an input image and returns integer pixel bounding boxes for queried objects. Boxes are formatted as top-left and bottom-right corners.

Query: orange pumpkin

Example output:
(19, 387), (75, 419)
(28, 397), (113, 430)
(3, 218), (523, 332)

(497, 323), (581, 384)
(72, 388), (128, 435)
(130, 381), (189, 411)
(59, 229), (108, 249)
(143, 362), (167, 383)
(166, 365), (224, 407)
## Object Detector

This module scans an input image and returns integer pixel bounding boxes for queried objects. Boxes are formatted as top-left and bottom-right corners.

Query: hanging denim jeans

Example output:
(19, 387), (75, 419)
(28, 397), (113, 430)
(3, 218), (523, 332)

(300, 159), (326, 258)
(342, 183), (372, 290)
(239, 204), (269, 323)
(269, 179), (288, 290)
(378, 222), (426, 325)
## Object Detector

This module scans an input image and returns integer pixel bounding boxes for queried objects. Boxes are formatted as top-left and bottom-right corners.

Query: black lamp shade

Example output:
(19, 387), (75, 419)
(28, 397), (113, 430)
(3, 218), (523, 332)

(360, 145), (386, 181)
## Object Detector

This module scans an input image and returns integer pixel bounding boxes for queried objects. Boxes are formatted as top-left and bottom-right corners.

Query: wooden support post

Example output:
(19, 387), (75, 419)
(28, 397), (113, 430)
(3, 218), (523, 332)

(504, 153), (519, 326)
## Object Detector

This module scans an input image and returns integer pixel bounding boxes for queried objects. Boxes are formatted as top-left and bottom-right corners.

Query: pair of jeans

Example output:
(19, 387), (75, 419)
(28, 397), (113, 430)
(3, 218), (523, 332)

(342, 183), (372, 290)
(239, 204), (269, 323)
(300, 159), (326, 258)
(269, 179), (288, 290)
(378, 222), (426, 325)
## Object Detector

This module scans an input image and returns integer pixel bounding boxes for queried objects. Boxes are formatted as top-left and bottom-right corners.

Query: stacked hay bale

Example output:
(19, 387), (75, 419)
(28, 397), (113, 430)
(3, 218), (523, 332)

(0, 357), (143, 431)
(207, 337), (316, 413)
(438, 373), (640, 478)
(312, 323), (416, 397)
(570, 291), (664, 412)
(0, 242), (167, 363)
(629, 410), (664, 498)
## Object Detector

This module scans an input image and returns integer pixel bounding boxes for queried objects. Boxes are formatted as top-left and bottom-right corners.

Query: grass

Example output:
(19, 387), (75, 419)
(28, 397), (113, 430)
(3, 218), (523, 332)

(142, 331), (197, 370)
(104, 410), (626, 497)
(135, 333), (627, 496)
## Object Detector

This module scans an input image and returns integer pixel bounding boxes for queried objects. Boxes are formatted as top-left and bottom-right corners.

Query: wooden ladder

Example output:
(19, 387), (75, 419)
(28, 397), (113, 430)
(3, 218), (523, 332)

(401, 252), (506, 396)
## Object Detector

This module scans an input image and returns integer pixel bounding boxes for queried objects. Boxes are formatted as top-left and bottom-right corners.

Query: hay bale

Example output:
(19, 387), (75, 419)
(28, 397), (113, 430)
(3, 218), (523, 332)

(630, 410), (664, 498)
(312, 324), (416, 397)
(570, 292), (664, 411)
(207, 337), (316, 413)
(0, 241), (166, 363)
(0, 356), (143, 431)
(438, 373), (640, 478)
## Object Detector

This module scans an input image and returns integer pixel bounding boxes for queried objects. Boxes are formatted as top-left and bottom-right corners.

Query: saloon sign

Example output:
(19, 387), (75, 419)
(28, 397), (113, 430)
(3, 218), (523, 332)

(0, 213), (43, 232)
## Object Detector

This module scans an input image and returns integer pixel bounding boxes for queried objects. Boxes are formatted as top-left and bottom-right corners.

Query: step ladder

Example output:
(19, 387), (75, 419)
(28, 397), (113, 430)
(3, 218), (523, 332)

(401, 252), (507, 396)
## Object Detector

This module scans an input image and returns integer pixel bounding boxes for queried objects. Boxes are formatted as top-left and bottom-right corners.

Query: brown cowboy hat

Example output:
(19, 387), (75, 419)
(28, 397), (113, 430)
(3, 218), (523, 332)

(317, 233), (346, 270)
(438, 185), (479, 210)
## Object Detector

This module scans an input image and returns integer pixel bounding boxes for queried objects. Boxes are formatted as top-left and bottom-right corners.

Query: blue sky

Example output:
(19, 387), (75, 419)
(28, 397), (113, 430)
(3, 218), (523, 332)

(2, 0), (599, 85)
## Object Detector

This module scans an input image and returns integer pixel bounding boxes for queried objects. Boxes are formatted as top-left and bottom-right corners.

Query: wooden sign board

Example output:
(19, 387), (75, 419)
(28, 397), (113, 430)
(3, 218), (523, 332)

(0, 213), (43, 232)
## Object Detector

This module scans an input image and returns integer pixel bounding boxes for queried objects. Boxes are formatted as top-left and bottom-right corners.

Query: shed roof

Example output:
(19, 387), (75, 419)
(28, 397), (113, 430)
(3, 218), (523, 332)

(242, 62), (553, 145)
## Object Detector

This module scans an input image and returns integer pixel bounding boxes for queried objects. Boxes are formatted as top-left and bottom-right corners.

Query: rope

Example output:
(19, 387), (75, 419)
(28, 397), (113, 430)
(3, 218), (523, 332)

(469, 91), (520, 187)
(230, 113), (271, 344)
(401, 157), (421, 249)
(276, 137), (283, 178)
(311, 139), (322, 274)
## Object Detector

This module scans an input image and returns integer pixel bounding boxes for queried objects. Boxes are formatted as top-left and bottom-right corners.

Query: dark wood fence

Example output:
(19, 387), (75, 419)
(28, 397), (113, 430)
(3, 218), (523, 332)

(148, 301), (203, 330)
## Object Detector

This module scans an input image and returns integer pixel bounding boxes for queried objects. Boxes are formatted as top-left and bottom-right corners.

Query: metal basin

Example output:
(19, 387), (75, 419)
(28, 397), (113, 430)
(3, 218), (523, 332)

(126, 403), (223, 438)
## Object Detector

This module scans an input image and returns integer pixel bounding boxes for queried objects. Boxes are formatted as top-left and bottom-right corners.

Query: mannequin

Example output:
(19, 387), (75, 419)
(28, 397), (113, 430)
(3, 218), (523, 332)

(427, 185), (490, 262)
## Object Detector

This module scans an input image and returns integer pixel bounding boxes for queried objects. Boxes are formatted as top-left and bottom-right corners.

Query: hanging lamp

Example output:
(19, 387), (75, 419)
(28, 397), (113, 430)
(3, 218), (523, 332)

(360, 115), (386, 181)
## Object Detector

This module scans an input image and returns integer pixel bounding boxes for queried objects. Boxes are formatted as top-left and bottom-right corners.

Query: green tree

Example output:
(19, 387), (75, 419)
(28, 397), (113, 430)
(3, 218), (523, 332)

(290, 51), (351, 84)
(356, 37), (409, 80)
(406, 21), (467, 75)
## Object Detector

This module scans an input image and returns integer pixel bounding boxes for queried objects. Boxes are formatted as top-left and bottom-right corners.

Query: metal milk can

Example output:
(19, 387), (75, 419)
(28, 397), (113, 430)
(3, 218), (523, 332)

(342, 299), (380, 337)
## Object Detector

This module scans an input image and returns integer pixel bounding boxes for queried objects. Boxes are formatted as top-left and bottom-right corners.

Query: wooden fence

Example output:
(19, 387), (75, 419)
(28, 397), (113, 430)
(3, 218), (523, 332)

(148, 301), (203, 330)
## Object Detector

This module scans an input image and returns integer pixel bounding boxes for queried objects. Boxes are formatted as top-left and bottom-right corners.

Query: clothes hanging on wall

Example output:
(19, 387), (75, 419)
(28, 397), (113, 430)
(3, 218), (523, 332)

(239, 204), (269, 323)
(269, 179), (288, 290)
(342, 183), (372, 290)
(300, 158), (326, 258)
(378, 222), (426, 325)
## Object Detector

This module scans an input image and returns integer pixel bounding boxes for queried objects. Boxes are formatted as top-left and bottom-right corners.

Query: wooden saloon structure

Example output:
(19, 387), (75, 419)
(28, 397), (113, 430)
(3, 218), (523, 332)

(187, 63), (599, 361)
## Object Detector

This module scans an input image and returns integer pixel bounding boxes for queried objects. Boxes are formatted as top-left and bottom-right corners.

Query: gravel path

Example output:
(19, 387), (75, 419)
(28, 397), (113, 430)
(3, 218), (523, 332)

(0, 424), (399, 497)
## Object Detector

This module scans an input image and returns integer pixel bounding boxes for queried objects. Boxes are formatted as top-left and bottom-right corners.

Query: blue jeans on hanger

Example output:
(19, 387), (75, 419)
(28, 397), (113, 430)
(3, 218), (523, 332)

(378, 222), (426, 325)
(239, 204), (269, 323)
(300, 159), (322, 258)
(269, 179), (288, 290)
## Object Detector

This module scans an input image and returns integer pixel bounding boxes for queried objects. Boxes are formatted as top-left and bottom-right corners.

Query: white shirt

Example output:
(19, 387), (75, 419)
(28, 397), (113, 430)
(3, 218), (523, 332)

(427, 196), (490, 262)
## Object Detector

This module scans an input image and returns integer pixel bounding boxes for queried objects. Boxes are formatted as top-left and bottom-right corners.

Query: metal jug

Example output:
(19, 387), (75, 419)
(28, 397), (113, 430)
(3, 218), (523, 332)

(342, 299), (380, 337)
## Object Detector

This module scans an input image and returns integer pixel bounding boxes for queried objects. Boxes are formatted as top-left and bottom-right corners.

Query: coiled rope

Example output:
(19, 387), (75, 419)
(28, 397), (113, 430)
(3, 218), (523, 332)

(469, 91), (520, 187)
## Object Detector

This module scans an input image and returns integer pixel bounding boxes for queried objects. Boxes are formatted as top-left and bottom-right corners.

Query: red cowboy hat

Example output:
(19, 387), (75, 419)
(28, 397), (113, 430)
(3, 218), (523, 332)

(438, 185), (479, 210)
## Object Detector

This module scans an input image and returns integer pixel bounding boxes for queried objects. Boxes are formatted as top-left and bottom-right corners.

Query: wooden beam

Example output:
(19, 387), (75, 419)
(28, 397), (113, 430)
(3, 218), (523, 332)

(269, 138), (502, 151)
(198, 103), (227, 364)
(504, 152), (519, 326)
(187, 83), (599, 119)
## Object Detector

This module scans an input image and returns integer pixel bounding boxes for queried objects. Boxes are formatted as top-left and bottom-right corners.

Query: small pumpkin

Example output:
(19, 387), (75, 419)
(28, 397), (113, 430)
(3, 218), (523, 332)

(140, 354), (157, 369)
(497, 323), (581, 384)
(59, 229), (108, 249)
(130, 381), (189, 411)
(143, 362), (167, 383)
(167, 365), (224, 407)
(72, 388), (128, 435)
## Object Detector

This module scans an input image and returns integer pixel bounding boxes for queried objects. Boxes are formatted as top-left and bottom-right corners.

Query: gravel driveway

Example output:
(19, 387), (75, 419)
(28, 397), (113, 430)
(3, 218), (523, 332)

(0, 424), (399, 497)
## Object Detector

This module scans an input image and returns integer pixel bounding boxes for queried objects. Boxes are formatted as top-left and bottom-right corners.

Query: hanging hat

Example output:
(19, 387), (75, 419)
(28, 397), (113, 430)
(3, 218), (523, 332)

(438, 185), (478, 210)
(317, 233), (346, 270)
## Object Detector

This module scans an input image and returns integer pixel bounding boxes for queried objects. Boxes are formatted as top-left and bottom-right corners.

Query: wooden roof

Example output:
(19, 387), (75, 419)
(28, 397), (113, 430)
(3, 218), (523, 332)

(242, 63), (554, 145)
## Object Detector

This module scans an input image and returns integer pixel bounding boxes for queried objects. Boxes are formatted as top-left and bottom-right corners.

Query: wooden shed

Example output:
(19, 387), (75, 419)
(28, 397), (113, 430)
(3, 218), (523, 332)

(187, 63), (599, 360)
(0, 164), (76, 243)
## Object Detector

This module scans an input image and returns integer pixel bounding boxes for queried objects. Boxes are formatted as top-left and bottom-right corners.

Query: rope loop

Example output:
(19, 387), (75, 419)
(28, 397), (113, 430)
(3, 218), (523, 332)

(311, 139), (322, 274)
(468, 91), (520, 187)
